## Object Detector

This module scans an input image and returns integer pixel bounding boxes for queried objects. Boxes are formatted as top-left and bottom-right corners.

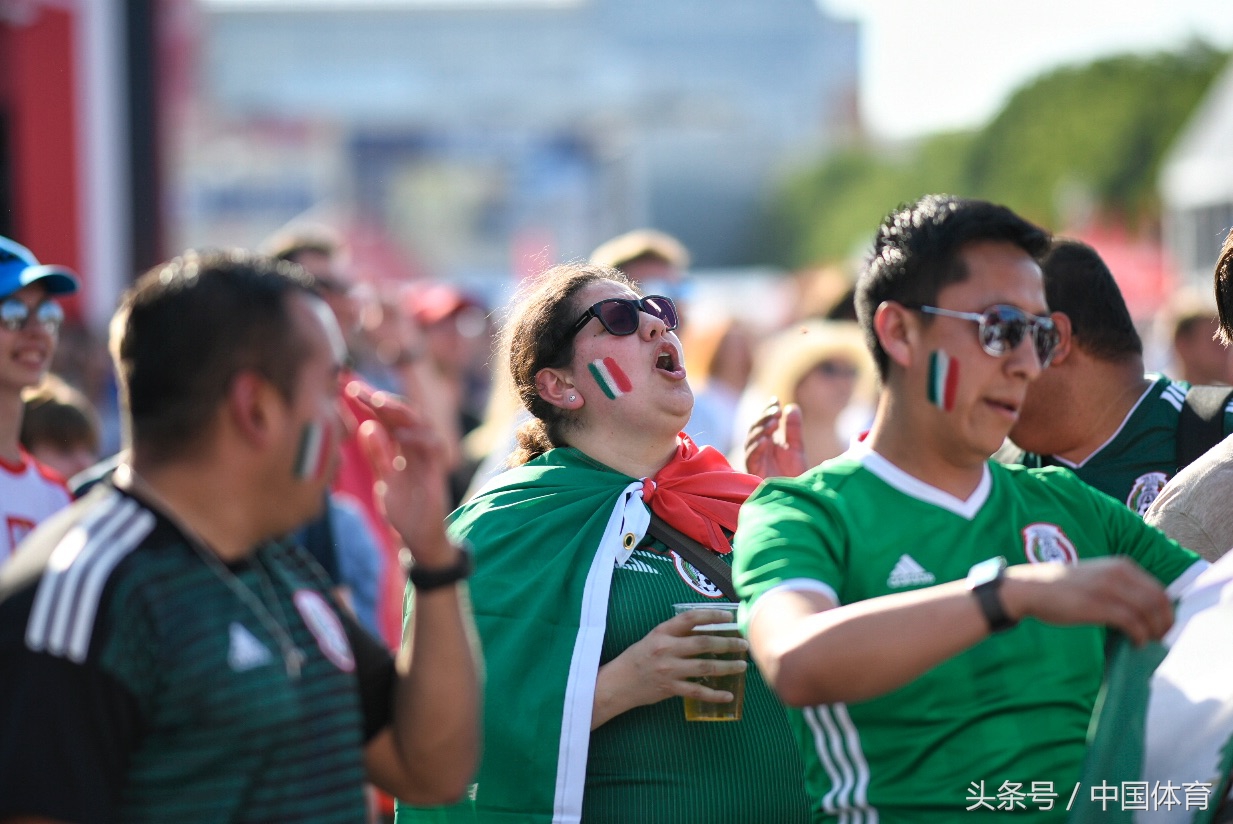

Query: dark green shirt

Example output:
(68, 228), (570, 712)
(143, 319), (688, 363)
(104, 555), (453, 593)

(1014, 376), (1233, 514)
(0, 483), (395, 823)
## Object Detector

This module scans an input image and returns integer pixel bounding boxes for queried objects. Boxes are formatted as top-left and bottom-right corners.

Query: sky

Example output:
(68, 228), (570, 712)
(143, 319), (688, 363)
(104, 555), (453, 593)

(822, 0), (1233, 140)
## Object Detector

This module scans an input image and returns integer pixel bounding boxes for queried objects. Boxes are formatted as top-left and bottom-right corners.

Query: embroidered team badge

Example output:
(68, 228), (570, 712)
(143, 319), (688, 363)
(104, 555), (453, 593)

(293, 590), (355, 672)
(1126, 471), (1169, 516)
(670, 552), (724, 598)
(1022, 523), (1078, 565)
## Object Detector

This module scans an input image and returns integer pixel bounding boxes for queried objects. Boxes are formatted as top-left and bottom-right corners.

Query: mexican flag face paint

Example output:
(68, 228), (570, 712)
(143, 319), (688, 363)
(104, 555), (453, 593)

(294, 419), (333, 481)
(927, 350), (959, 412)
(587, 357), (633, 400)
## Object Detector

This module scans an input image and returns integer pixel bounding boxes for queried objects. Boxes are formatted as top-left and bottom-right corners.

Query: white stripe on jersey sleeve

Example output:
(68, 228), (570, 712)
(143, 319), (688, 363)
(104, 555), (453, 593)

(26, 493), (156, 662)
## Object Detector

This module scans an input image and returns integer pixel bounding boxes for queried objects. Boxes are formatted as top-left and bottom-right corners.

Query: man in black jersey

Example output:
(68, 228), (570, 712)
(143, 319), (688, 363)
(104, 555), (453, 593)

(0, 250), (480, 823)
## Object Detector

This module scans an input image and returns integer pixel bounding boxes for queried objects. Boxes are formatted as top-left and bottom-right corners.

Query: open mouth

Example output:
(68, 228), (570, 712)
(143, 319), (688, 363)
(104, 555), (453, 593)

(654, 344), (685, 377)
(14, 347), (48, 368)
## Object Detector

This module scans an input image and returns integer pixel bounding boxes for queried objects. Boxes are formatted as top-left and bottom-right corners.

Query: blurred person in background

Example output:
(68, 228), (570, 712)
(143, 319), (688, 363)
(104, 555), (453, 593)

(1160, 286), (1233, 386)
(21, 372), (100, 480)
(681, 315), (754, 451)
(732, 320), (875, 470)
(1006, 239), (1233, 515)
(590, 228), (692, 322)
(51, 321), (122, 457)
(790, 265), (859, 324)
(0, 235), (78, 566)
(457, 353), (527, 503)
(403, 283), (493, 503)
(399, 262), (810, 824)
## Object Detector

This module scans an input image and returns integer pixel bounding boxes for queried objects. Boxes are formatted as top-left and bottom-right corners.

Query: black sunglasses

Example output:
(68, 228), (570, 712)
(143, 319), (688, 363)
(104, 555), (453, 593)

(902, 303), (1060, 368)
(569, 295), (679, 338)
(0, 297), (64, 335)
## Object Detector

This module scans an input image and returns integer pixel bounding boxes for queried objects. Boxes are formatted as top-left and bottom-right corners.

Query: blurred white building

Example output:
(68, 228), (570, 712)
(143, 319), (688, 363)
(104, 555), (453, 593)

(1162, 56), (1233, 290)
(177, 0), (859, 282)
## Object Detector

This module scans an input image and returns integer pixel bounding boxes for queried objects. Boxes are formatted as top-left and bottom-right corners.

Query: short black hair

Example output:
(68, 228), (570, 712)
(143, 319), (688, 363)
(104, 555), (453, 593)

(111, 249), (317, 464)
(1040, 238), (1141, 361)
(1215, 228), (1233, 345)
(855, 195), (1051, 378)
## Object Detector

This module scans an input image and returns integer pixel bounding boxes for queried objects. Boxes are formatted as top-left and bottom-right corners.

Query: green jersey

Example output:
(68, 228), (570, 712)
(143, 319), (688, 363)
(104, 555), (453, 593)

(0, 483), (396, 823)
(399, 446), (810, 824)
(1016, 376), (1233, 515)
(734, 448), (1204, 824)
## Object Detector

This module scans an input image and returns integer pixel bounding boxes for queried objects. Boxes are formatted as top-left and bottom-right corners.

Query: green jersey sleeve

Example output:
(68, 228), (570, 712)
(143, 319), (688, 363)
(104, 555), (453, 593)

(733, 475), (848, 617)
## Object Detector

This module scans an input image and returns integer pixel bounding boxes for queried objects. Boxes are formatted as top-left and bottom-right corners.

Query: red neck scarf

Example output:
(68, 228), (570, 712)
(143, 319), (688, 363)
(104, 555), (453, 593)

(640, 434), (762, 554)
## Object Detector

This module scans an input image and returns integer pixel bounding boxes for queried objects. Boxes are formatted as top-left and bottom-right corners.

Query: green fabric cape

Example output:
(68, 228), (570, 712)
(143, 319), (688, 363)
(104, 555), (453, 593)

(1071, 556), (1233, 824)
(399, 448), (649, 824)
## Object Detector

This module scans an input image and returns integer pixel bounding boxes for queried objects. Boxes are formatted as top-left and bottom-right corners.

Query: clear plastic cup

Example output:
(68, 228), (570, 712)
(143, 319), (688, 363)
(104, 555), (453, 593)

(672, 602), (745, 722)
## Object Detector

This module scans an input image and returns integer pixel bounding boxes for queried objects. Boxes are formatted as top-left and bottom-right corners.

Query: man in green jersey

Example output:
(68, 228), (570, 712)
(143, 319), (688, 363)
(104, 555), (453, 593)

(734, 195), (1207, 823)
(1006, 239), (1233, 514)
(0, 250), (480, 822)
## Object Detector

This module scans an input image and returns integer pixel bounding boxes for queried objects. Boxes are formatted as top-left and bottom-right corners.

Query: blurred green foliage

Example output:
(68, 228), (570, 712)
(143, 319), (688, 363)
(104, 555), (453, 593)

(756, 43), (1229, 269)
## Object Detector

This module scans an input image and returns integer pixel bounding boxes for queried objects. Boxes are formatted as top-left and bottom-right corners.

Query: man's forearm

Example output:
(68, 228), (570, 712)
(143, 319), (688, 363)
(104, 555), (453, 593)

(387, 582), (482, 806)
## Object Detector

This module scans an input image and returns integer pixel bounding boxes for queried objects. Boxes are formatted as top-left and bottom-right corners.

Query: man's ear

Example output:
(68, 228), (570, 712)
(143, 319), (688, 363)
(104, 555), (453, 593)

(534, 367), (583, 411)
(1047, 312), (1074, 366)
(873, 301), (916, 370)
(227, 370), (278, 447)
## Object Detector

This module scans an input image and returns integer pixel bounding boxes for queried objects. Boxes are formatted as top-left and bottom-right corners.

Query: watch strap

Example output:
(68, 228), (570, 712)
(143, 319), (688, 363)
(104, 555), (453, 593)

(407, 544), (472, 591)
(971, 577), (1017, 632)
(968, 557), (1018, 633)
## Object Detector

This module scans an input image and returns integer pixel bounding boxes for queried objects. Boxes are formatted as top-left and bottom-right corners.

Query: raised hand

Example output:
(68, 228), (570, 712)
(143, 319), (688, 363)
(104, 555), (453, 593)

(744, 398), (807, 479)
(352, 383), (456, 567)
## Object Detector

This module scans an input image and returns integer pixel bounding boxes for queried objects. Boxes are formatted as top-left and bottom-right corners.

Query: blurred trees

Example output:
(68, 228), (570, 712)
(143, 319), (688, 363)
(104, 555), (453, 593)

(757, 42), (1229, 268)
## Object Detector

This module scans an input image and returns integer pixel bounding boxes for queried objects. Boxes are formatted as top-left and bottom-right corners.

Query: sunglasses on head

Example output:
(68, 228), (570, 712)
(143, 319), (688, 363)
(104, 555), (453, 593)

(0, 297), (64, 335)
(903, 303), (1060, 368)
(569, 295), (679, 338)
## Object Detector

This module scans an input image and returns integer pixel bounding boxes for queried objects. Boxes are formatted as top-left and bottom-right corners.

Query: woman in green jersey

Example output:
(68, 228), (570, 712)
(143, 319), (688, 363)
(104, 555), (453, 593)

(397, 263), (810, 824)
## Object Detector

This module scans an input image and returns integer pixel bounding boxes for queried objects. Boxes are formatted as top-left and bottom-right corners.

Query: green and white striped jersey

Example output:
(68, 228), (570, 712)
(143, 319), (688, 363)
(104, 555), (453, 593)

(0, 483), (395, 823)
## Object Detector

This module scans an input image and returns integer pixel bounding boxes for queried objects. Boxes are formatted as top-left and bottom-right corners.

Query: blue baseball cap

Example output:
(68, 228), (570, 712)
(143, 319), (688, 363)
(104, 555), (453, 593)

(0, 235), (79, 299)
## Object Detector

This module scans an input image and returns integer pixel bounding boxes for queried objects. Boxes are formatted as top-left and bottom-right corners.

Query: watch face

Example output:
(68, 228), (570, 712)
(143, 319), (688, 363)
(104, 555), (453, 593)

(968, 556), (1007, 587)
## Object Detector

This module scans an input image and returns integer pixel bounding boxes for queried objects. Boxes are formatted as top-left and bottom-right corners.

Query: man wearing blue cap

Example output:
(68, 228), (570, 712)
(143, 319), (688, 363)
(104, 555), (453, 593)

(0, 235), (79, 566)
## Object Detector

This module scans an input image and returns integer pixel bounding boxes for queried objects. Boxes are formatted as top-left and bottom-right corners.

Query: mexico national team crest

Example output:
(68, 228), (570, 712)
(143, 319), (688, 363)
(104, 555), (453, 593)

(1022, 523), (1078, 565)
(1127, 471), (1169, 516)
(670, 552), (724, 598)
(293, 590), (355, 672)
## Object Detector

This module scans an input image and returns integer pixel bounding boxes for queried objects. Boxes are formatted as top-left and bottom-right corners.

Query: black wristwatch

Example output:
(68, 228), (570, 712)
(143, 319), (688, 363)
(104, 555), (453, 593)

(406, 544), (472, 591)
(966, 556), (1018, 633)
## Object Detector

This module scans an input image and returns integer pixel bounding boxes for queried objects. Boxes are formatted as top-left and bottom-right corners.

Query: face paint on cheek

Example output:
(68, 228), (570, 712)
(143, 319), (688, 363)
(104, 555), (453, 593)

(587, 357), (633, 400)
(293, 418), (333, 482)
(927, 350), (960, 412)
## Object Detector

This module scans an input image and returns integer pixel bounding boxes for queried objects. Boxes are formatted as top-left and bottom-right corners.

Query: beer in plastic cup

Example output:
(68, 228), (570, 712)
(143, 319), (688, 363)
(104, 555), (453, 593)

(672, 602), (745, 722)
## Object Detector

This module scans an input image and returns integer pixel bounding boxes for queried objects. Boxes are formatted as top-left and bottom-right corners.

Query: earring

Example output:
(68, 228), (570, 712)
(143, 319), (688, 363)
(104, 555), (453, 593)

(568, 394), (577, 403)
